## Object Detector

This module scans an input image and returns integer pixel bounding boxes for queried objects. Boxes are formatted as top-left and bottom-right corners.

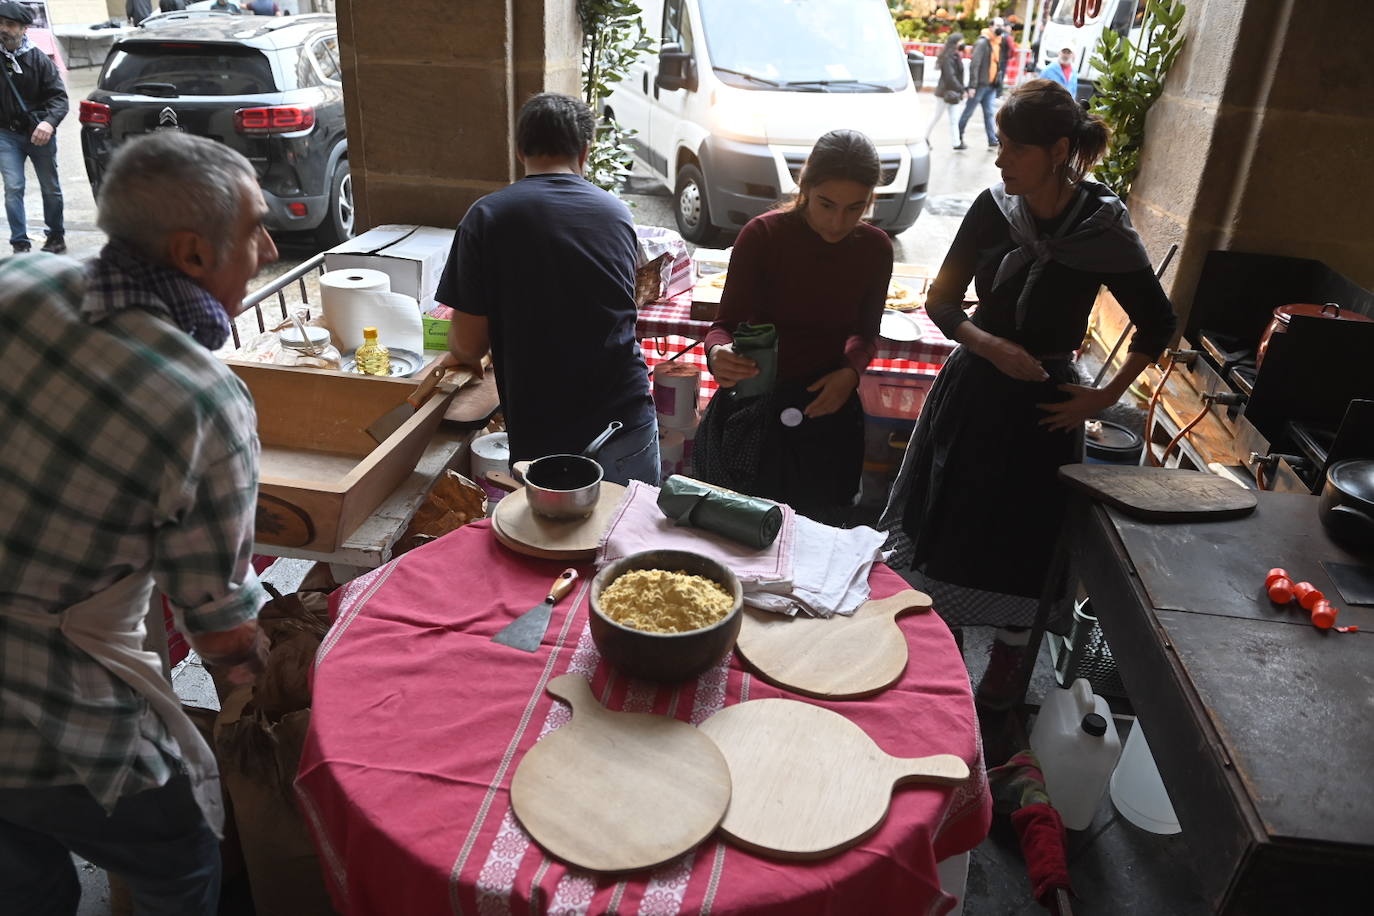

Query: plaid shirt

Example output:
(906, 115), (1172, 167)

(0, 253), (266, 810)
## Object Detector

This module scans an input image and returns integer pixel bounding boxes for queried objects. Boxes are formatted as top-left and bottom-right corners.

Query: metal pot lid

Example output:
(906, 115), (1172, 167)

(1273, 303), (1374, 326)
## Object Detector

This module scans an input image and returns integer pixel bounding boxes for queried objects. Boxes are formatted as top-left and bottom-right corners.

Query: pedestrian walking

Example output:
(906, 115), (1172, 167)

(958, 26), (1001, 150)
(926, 32), (968, 150)
(1039, 47), (1079, 99)
(0, 0), (67, 254)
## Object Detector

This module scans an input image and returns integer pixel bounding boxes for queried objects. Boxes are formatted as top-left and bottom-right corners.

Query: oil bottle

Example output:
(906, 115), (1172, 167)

(355, 326), (391, 376)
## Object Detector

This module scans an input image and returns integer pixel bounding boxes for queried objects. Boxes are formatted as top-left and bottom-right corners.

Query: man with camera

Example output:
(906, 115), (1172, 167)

(0, 0), (67, 255)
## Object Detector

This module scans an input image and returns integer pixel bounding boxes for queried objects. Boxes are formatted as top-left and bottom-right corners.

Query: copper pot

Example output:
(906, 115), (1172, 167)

(1256, 302), (1374, 368)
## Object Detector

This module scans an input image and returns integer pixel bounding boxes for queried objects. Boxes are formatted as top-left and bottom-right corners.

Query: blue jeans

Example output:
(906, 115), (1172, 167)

(958, 87), (998, 146)
(0, 777), (221, 916)
(596, 416), (661, 486)
(0, 127), (64, 245)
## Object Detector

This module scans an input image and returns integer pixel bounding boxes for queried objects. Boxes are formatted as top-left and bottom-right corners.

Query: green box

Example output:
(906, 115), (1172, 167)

(422, 316), (451, 351)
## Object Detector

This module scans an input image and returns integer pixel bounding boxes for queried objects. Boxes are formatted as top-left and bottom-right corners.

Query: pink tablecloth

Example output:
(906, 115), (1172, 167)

(297, 521), (991, 916)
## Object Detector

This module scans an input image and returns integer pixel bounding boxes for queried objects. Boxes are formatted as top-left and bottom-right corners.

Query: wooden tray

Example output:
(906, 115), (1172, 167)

(510, 674), (731, 872)
(228, 361), (454, 553)
(490, 482), (626, 560)
(734, 590), (931, 699)
(698, 699), (968, 859)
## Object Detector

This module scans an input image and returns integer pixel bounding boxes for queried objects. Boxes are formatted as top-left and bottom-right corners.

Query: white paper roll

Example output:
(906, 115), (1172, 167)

(653, 362), (701, 429)
(659, 428), (686, 477)
(471, 432), (511, 503)
(320, 269), (425, 355)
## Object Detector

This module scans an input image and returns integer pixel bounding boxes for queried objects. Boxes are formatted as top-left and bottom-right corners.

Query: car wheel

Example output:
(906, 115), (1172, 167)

(674, 163), (717, 245)
(317, 159), (354, 248)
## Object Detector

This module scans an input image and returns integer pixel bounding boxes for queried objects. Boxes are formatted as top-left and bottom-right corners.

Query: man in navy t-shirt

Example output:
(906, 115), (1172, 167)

(435, 92), (658, 485)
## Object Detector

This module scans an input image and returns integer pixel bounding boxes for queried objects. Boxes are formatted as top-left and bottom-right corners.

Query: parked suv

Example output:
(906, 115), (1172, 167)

(79, 14), (352, 246)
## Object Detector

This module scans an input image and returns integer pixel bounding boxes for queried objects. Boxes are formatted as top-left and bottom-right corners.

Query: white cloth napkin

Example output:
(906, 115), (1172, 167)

(743, 516), (887, 618)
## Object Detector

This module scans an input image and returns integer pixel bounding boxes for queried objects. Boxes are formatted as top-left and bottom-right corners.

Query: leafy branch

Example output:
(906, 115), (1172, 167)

(1090, 0), (1187, 199)
(578, 0), (656, 194)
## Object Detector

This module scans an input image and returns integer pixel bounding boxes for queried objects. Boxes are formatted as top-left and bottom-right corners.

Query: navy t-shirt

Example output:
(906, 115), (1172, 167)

(435, 173), (654, 462)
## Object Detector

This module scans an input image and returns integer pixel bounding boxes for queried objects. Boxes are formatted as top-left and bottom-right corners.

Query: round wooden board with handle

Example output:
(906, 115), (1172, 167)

(509, 674), (732, 872)
(697, 698), (969, 860)
(734, 589), (931, 699)
(490, 482), (626, 561)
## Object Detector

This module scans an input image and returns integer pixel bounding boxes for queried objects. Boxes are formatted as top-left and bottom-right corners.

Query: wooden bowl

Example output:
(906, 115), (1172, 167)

(590, 550), (743, 683)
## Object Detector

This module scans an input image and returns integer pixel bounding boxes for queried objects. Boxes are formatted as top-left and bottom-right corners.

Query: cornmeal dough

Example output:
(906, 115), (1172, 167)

(599, 569), (733, 633)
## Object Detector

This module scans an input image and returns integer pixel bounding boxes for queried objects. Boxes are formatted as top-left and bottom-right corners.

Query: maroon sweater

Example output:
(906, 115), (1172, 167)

(703, 209), (892, 385)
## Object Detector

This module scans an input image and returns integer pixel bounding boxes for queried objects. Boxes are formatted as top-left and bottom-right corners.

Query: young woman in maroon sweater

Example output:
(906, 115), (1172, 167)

(696, 130), (893, 523)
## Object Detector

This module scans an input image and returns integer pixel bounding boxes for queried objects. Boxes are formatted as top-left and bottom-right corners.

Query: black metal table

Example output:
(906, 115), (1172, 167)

(1030, 491), (1373, 914)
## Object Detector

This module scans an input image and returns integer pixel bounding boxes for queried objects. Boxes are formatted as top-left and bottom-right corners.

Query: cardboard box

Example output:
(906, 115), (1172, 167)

(324, 225), (455, 308)
(421, 315), (451, 351)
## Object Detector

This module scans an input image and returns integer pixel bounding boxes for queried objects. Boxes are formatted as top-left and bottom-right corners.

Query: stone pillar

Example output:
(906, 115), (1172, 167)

(336, 0), (580, 232)
(1125, 0), (1374, 328)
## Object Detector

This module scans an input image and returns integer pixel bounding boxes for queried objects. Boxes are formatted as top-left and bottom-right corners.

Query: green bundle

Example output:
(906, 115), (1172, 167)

(657, 475), (784, 549)
(729, 322), (777, 399)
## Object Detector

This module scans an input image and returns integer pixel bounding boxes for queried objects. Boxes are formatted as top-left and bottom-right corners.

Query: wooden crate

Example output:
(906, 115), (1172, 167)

(227, 362), (452, 553)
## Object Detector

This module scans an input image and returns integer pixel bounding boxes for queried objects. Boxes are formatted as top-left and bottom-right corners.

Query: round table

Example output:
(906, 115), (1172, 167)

(297, 521), (991, 916)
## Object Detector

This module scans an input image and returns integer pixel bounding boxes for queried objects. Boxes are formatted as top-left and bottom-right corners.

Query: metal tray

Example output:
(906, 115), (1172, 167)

(340, 348), (424, 378)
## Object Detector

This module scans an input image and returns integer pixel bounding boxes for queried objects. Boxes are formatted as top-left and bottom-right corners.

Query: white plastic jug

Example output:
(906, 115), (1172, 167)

(1030, 678), (1122, 830)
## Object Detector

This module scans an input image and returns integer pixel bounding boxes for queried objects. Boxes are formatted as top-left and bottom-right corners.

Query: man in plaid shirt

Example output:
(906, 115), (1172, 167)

(0, 132), (277, 914)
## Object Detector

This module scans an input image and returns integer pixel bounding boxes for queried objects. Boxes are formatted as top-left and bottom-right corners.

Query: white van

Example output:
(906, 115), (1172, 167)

(605, 0), (930, 244)
(1035, 0), (1146, 99)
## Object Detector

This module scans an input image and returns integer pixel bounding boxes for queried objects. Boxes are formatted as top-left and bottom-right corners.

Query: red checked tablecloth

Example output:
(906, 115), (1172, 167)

(637, 291), (956, 403)
(296, 521), (991, 916)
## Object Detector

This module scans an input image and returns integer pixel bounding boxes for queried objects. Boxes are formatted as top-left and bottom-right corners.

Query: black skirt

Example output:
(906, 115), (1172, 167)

(694, 374), (864, 525)
(900, 346), (1084, 601)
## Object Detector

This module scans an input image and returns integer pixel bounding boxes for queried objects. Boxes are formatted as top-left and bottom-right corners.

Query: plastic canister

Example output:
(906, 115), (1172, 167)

(471, 432), (511, 504)
(1110, 721), (1182, 834)
(1029, 678), (1122, 830)
(653, 362), (701, 430)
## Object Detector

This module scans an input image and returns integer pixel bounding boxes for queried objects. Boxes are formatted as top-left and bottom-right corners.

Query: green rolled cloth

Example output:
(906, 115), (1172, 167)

(729, 322), (777, 400)
(657, 474), (784, 549)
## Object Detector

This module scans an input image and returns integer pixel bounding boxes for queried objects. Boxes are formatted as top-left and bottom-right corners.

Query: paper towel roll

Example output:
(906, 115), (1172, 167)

(321, 269), (425, 355)
(653, 362), (701, 429)
(659, 428), (686, 482)
(472, 432), (511, 503)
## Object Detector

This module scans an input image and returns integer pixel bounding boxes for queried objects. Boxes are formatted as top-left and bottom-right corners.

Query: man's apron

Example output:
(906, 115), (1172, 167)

(18, 570), (225, 837)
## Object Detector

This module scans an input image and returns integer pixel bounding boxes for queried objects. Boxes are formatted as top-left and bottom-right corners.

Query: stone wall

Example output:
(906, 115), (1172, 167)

(337, 0), (580, 233)
(1127, 0), (1374, 330)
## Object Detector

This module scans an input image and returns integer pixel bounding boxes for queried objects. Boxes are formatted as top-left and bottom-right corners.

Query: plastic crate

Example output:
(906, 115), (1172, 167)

(1047, 598), (1128, 699)
(859, 370), (935, 421)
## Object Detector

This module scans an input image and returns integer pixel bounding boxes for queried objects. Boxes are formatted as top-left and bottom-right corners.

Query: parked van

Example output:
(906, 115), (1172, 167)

(1035, 0), (1146, 100)
(605, 0), (930, 243)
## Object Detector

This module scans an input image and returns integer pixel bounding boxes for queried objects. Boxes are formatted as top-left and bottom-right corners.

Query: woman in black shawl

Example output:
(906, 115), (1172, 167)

(882, 80), (1176, 709)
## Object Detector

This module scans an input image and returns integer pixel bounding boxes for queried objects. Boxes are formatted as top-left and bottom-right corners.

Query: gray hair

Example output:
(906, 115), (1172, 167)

(96, 132), (257, 264)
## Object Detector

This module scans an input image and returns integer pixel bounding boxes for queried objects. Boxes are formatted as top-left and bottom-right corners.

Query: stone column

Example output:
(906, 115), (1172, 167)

(336, 0), (580, 232)
(1125, 0), (1374, 328)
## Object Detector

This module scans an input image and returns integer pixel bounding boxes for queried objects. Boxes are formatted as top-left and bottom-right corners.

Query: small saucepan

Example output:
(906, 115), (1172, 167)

(1318, 459), (1374, 554)
(509, 421), (624, 520)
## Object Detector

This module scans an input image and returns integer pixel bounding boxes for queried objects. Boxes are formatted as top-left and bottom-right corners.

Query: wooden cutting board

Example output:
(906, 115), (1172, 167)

(508, 674), (732, 872)
(1059, 464), (1258, 520)
(698, 699), (968, 859)
(490, 482), (626, 560)
(734, 590), (932, 699)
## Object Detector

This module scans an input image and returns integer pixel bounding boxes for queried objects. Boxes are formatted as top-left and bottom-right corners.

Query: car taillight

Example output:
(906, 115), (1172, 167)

(234, 106), (315, 134)
(79, 100), (111, 126)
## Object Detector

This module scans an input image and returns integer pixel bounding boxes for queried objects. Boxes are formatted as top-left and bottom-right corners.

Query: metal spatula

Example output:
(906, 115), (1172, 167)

(492, 568), (579, 652)
(365, 363), (448, 444)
